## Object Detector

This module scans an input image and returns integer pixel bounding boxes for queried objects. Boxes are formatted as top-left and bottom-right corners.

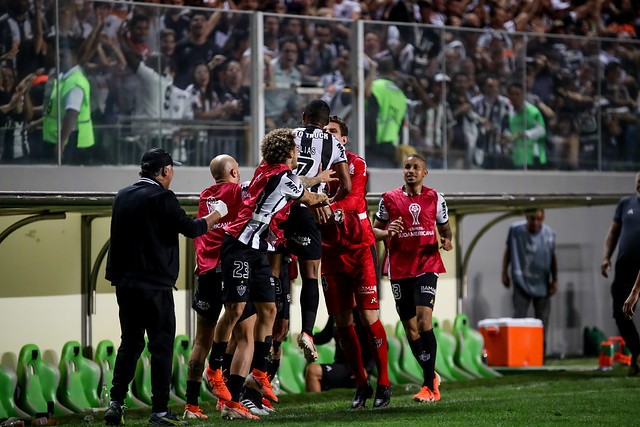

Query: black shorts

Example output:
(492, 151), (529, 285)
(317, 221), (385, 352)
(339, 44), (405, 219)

(238, 302), (257, 323)
(221, 236), (276, 303)
(193, 268), (224, 322)
(390, 273), (438, 321)
(321, 363), (356, 391)
(275, 257), (291, 320)
(282, 203), (322, 260)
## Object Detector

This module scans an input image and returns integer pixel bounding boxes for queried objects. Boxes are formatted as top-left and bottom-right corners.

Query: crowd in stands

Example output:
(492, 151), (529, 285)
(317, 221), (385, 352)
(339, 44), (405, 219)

(0, 0), (639, 169)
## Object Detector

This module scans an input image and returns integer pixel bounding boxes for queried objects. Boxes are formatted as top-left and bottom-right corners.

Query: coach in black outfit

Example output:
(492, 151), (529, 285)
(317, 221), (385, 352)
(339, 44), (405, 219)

(104, 148), (228, 426)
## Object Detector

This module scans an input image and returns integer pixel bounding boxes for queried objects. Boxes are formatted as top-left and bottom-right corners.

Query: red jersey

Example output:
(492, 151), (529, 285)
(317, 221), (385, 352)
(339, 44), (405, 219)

(377, 186), (448, 279)
(194, 182), (243, 275)
(322, 150), (375, 252)
(225, 162), (303, 252)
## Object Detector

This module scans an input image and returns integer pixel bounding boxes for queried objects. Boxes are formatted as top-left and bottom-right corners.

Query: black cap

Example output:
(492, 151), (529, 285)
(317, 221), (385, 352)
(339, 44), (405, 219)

(140, 148), (182, 171)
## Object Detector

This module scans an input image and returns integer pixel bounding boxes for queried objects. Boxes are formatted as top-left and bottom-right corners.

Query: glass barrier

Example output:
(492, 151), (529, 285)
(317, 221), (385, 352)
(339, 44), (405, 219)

(1, 1), (638, 171)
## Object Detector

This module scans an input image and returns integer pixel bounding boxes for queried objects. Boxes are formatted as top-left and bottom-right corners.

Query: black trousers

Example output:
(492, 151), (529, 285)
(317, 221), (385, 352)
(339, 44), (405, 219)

(611, 260), (640, 358)
(110, 287), (176, 413)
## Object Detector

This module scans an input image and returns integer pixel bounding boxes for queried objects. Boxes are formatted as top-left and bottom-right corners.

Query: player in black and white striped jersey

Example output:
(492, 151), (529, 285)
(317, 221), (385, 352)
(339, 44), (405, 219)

(271, 99), (352, 364)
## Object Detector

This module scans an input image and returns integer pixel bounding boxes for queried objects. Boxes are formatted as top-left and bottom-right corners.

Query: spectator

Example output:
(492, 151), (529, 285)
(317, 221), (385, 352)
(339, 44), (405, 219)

(0, 68), (35, 163)
(173, 10), (220, 89)
(117, 21), (193, 162)
(601, 61), (638, 170)
(159, 28), (177, 57)
(502, 208), (558, 349)
(365, 55), (408, 168)
(504, 82), (547, 169)
(470, 75), (512, 169)
(265, 37), (301, 130)
(215, 59), (251, 162)
(0, 0), (45, 80)
(301, 22), (339, 84)
(160, 0), (191, 42)
(408, 73), (454, 169)
(448, 71), (479, 169)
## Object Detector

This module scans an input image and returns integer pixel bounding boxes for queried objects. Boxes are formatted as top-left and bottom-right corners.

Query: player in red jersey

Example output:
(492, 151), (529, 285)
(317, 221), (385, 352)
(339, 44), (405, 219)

(372, 154), (453, 403)
(209, 128), (329, 420)
(183, 154), (247, 419)
(320, 115), (391, 409)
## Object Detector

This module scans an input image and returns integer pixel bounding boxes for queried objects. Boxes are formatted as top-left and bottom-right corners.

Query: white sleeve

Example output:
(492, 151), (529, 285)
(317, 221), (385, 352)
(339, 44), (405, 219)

(436, 192), (449, 224)
(330, 135), (348, 165)
(375, 198), (389, 222)
(281, 172), (304, 200)
(64, 87), (84, 112)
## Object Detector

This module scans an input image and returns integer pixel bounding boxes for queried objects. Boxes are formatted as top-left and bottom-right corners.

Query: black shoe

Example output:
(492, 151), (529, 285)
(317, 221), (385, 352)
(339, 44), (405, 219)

(373, 385), (392, 408)
(104, 401), (125, 426)
(629, 363), (640, 377)
(148, 410), (188, 426)
(351, 383), (374, 410)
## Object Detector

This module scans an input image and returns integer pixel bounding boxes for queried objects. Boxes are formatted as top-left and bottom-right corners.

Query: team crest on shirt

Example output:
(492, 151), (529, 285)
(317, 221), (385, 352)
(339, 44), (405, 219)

(375, 338), (383, 348)
(409, 203), (421, 225)
(237, 284), (247, 296)
(206, 196), (219, 214)
(195, 300), (210, 311)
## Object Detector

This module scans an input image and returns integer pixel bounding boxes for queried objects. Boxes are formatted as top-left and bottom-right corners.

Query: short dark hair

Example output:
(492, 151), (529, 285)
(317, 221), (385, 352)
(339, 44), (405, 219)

(129, 13), (149, 28)
(278, 36), (298, 51)
(328, 115), (348, 137)
(406, 153), (427, 166)
(261, 128), (296, 164)
(303, 99), (330, 126)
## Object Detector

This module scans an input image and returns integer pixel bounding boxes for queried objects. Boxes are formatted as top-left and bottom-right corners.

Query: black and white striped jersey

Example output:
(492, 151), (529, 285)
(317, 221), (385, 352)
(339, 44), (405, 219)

(225, 162), (304, 252)
(292, 125), (348, 193)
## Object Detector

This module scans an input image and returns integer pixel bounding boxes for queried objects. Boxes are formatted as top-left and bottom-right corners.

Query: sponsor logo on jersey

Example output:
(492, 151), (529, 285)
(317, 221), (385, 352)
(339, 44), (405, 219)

(398, 230), (434, 238)
(375, 338), (383, 348)
(628, 208), (634, 215)
(321, 275), (328, 291)
(370, 297), (377, 304)
(349, 162), (354, 175)
(285, 180), (300, 192)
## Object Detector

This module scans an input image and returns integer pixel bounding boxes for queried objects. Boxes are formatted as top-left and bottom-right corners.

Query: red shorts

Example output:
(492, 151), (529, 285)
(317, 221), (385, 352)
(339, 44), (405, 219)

(321, 245), (379, 314)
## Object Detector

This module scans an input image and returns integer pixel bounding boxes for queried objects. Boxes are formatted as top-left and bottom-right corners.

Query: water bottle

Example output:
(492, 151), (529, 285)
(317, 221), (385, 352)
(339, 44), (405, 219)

(100, 385), (110, 407)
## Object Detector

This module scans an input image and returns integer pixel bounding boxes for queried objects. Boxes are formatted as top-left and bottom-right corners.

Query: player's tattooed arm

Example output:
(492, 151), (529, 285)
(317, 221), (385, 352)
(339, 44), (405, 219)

(298, 164), (337, 189)
(299, 190), (329, 207)
(437, 221), (453, 251)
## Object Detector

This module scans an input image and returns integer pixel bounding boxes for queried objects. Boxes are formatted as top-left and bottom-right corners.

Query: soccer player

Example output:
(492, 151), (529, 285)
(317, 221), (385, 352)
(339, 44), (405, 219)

(321, 115), (392, 409)
(372, 154), (453, 403)
(183, 154), (247, 419)
(209, 128), (329, 420)
(278, 99), (351, 362)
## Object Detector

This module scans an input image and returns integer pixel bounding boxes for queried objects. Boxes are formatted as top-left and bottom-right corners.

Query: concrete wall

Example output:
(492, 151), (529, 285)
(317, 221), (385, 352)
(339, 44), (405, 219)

(0, 165), (638, 358)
